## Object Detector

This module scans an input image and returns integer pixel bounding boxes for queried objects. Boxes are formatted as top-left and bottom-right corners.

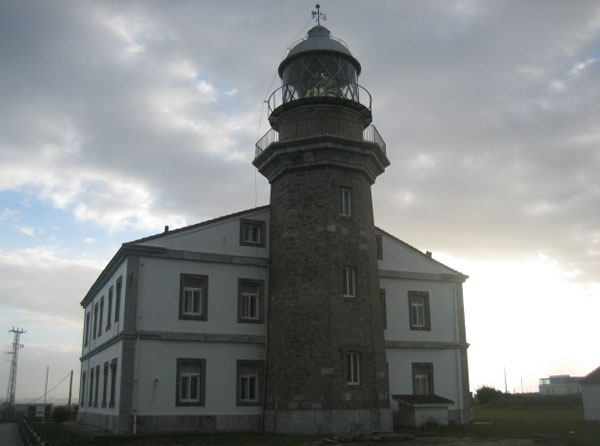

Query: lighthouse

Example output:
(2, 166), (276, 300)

(254, 11), (392, 434)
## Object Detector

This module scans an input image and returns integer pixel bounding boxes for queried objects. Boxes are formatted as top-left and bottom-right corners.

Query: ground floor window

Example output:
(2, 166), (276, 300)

(237, 360), (264, 406)
(412, 362), (434, 395)
(109, 358), (117, 408)
(176, 358), (206, 406)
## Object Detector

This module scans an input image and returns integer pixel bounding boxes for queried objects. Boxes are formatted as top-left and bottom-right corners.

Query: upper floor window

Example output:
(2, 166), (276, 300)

(179, 274), (208, 321)
(340, 187), (352, 217)
(106, 286), (113, 330)
(84, 312), (91, 346)
(376, 234), (383, 259)
(342, 266), (356, 298)
(408, 291), (431, 331)
(176, 358), (206, 406)
(346, 351), (361, 385)
(238, 279), (264, 323)
(240, 219), (266, 247)
(412, 362), (434, 395)
(380, 289), (387, 329)
(114, 276), (122, 323)
(98, 297), (104, 337)
(92, 303), (98, 339)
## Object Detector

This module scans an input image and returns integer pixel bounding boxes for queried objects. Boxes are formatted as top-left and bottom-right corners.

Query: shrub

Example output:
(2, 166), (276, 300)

(475, 386), (504, 404)
(52, 406), (69, 422)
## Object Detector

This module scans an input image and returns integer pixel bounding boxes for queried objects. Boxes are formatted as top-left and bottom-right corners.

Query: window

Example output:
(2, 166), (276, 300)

(179, 274), (208, 320)
(376, 234), (383, 260)
(98, 297), (104, 337)
(84, 312), (91, 346)
(94, 364), (100, 407)
(408, 291), (431, 330)
(88, 368), (94, 406)
(109, 358), (117, 408)
(80, 371), (86, 407)
(239, 219), (266, 247)
(340, 187), (352, 217)
(380, 289), (387, 329)
(346, 351), (360, 385)
(115, 276), (122, 323)
(92, 303), (98, 339)
(238, 279), (264, 323)
(106, 287), (113, 330)
(342, 266), (356, 297)
(176, 358), (206, 406)
(102, 362), (108, 408)
(237, 360), (264, 406)
(412, 362), (434, 395)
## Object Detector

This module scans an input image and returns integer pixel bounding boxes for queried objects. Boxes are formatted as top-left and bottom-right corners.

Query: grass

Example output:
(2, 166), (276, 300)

(426, 405), (600, 446)
(31, 406), (600, 446)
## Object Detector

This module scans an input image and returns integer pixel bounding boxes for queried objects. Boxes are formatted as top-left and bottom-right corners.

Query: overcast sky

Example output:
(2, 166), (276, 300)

(1, 0), (599, 403)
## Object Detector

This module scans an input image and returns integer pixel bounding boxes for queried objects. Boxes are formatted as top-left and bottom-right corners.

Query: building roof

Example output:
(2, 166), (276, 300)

(392, 394), (455, 406)
(581, 365), (600, 385)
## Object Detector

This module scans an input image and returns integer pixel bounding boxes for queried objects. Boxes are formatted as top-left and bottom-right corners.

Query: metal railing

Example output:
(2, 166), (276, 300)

(266, 80), (372, 115)
(17, 415), (46, 446)
(286, 34), (351, 53)
(254, 124), (385, 158)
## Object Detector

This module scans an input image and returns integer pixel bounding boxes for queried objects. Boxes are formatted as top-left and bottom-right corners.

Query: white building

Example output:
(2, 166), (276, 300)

(77, 206), (471, 432)
(581, 366), (600, 426)
(538, 375), (582, 395)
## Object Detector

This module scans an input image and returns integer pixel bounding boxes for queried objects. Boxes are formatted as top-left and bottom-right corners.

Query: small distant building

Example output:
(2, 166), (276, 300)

(581, 366), (600, 425)
(538, 375), (582, 395)
(14, 403), (52, 421)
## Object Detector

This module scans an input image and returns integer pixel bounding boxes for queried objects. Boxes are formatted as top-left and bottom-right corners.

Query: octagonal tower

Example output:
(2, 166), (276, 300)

(254, 23), (391, 434)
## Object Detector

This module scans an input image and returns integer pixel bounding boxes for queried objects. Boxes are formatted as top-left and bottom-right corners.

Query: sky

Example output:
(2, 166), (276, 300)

(0, 0), (599, 403)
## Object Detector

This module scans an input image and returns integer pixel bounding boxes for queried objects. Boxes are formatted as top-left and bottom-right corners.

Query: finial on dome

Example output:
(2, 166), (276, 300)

(311, 4), (327, 25)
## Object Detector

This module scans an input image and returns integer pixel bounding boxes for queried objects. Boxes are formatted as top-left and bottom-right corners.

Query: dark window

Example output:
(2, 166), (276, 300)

(239, 219), (266, 247)
(98, 297), (104, 336)
(94, 365), (100, 407)
(376, 234), (383, 259)
(342, 266), (356, 297)
(84, 312), (91, 346)
(236, 360), (264, 406)
(92, 303), (98, 339)
(176, 358), (206, 406)
(408, 291), (431, 330)
(238, 279), (264, 323)
(80, 371), (86, 406)
(88, 368), (94, 406)
(340, 187), (352, 217)
(380, 289), (387, 329)
(109, 358), (117, 408)
(115, 276), (122, 323)
(412, 362), (434, 395)
(346, 351), (360, 385)
(179, 274), (208, 321)
(102, 362), (108, 408)
(106, 287), (113, 330)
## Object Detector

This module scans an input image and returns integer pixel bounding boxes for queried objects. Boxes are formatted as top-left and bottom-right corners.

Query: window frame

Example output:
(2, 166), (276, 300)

(88, 367), (94, 406)
(114, 276), (122, 323)
(236, 360), (264, 406)
(346, 351), (361, 385)
(106, 286), (113, 330)
(239, 219), (266, 247)
(408, 291), (431, 331)
(94, 364), (100, 407)
(84, 312), (91, 347)
(237, 279), (264, 323)
(341, 265), (356, 298)
(339, 187), (352, 217)
(380, 288), (387, 329)
(176, 358), (206, 406)
(179, 274), (208, 321)
(109, 358), (117, 408)
(102, 362), (108, 408)
(80, 371), (86, 407)
(376, 234), (383, 260)
(98, 296), (104, 337)
(412, 362), (434, 395)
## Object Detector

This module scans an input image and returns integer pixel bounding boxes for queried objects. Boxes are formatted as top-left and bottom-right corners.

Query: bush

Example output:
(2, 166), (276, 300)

(475, 386), (504, 404)
(52, 406), (69, 422)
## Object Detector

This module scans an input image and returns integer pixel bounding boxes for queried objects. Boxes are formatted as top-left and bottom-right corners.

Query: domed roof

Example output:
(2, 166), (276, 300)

(278, 25), (361, 76)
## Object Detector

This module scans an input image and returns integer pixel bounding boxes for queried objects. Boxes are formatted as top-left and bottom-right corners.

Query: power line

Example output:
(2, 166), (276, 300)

(27, 370), (72, 404)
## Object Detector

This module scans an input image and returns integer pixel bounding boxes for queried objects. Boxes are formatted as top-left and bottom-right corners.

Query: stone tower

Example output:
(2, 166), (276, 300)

(253, 22), (392, 434)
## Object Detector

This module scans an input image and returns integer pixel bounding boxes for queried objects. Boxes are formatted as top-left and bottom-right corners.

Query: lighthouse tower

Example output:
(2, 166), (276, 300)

(254, 14), (392, 434)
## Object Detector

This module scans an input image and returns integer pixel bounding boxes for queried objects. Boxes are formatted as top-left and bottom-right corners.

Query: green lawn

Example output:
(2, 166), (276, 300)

(31, 406), (600, 446)
(426, 406), (599, 446)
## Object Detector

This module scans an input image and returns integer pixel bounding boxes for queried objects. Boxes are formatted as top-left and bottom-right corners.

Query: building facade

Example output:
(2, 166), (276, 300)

(78, 23), (472, 434)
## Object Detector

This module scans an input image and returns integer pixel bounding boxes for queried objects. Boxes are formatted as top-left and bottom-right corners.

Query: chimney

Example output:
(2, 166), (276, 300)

(164, 225), (169, 233)
(426, 251), (432, 258)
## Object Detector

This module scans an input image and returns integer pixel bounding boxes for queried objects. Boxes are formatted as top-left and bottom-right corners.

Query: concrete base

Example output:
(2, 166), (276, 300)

(77, 411), (131, 433)
(264, 408), (392, 435)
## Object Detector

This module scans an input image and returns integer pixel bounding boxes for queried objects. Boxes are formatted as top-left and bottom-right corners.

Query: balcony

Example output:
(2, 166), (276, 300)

(255, 124), (386, 159)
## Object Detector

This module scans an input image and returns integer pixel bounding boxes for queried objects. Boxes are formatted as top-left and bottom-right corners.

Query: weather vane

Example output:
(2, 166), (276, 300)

(311, 4), (327, 25)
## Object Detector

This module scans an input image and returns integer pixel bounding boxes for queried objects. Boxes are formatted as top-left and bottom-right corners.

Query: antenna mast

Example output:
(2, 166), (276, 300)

(5, 327), (26, 407)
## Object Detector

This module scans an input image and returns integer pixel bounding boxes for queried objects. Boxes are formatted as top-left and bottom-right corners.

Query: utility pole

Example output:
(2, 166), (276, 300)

(43, 366), (49, 422)
(5, 327), (26, 408)
(503, 367), (508, 393)
(67, 370), (73, 410)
